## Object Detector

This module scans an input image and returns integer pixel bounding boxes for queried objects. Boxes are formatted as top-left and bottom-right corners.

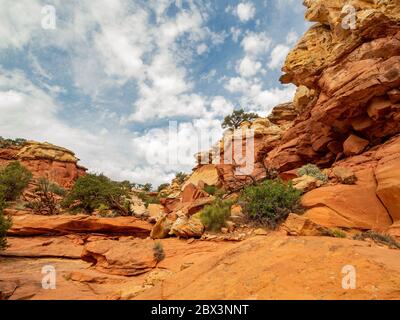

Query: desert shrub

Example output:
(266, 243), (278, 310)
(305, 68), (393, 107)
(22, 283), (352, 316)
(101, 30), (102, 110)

(0, 192), (12, 250)
(0, 161), (32, 201)
(354, 231), (400, 249)
(153, 242), (165, 262)
(157, 183), (170, 193)
(62, 173), (130, 215)
(200, 198), (232, 232)
(204, 185), (217, 196)
(221, 109), (259, 130)
(175, 172), (188, 184)
(28, 177), (65, 215)
(240, 179), (302, 229)
(137, 192), (160, 208)
(0, 137), (27, 148)
(329, 229), (347, 238)
(298, 164), (328, 183)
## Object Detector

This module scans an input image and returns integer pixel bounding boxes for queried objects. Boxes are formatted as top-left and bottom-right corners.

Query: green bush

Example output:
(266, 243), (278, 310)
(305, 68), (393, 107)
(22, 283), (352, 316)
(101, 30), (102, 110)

(0, 192), (12, 250)
(204, 185), (217, 195)
(175, 172), (188, 184)
(298, 164), (328, 183)
(153, 241), (165, 263)
(240, 179), (302, 228)
(62, 173), (130, 215)
(200, 198), (232, 232)
(0, 137), (27, 148)
(157, 183), (170, 192)
(0, 161), (32, 201)
(221, 109), (259, 130)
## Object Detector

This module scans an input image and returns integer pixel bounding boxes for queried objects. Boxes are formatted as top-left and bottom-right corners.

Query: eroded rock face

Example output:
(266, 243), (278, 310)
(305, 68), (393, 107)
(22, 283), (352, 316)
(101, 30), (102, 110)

(8, 214), (152, 237)
(0, 141), (86, 188)
(265, 2), (400, 173)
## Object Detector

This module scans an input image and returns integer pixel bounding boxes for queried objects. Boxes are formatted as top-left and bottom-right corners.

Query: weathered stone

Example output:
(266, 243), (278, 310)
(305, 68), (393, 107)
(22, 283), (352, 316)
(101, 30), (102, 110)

(332, 167), (357, 185)
(343, 135), (369, 156)
(292, 175), (322, 193)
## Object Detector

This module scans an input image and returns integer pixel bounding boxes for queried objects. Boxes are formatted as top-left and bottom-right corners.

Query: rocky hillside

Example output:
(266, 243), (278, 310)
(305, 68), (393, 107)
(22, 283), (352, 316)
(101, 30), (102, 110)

(0, 139), (86, 189)
(1, 0), (400, 300)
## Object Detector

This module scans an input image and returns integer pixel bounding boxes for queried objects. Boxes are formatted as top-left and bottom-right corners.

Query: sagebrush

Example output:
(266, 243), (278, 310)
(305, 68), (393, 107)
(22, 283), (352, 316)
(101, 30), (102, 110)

(298, 164), (328, 183)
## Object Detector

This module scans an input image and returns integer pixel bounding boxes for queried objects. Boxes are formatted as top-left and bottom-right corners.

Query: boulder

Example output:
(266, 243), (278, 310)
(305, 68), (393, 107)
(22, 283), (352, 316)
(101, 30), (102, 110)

(169, 215), (205, 239)
(301, 169), (392, 230)
(332, 167), (357, 185)
(367, 96), (393, 120)
(182, 165), (220, 189)
(343, 135), (369, 156)
(81, 239), (156, 276)
(292, 175), (323, 193)
(150, 215), (173, 240)
(282, 213), (331, 237)
(181, 183), (208, 203)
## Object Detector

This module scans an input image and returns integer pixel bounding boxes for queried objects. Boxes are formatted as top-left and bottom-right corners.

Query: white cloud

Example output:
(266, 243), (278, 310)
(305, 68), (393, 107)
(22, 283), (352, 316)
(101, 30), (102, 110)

(237, 56), (262, 77)
(241, 32), (271, 56)
(236, 2), (256, 22)
(268, 44), (290, 69)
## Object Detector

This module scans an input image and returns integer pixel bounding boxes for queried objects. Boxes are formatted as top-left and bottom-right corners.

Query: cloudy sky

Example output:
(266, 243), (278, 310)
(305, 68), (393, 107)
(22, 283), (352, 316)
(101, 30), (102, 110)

(0, 0), (310, 187)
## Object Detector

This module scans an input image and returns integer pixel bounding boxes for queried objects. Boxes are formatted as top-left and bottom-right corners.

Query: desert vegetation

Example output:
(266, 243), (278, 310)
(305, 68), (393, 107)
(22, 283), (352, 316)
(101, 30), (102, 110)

(298, 164), (328, 183)
(240, 179), (302, 229)
(199, 198), (233, 232)
(62, 173), (131, 215)
(221, 109), (259, 130)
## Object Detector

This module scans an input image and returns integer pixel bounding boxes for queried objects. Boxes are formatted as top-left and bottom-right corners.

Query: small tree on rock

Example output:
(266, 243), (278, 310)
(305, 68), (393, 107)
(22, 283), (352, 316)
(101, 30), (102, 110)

(221, 109), (259, 130)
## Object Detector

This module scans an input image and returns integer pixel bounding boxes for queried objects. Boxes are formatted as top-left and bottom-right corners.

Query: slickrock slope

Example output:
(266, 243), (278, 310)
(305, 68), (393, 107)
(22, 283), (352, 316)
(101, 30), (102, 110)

(136, 235), (400, 300)
(0, 141), (86, 188)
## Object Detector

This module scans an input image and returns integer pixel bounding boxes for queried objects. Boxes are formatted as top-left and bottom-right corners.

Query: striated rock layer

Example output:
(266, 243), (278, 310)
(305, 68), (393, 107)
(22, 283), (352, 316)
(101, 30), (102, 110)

(0, 141), (86, 188)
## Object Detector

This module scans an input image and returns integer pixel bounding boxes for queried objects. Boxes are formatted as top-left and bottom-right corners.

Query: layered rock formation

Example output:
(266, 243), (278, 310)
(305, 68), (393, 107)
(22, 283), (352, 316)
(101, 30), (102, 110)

(0, 141), (86, 188)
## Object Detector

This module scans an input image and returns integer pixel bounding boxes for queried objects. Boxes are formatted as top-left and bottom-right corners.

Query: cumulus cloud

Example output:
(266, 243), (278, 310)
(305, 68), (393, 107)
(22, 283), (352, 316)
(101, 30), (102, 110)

(236, 2), (256, 22)
(268, 44), (290, 69)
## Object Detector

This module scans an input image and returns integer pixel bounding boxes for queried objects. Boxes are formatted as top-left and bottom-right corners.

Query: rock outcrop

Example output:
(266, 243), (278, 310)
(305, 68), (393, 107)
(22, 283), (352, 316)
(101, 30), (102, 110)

(0, 141), (86, 188)
(8, 214), (152, 237)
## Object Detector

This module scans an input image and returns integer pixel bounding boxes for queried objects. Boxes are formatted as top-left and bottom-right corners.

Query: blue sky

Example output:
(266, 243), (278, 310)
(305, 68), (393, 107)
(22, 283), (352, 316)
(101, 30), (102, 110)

(0, 0), (310, 186)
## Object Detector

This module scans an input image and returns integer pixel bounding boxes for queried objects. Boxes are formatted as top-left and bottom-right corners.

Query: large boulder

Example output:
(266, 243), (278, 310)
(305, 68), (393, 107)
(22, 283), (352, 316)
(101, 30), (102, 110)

(301, 169), (392, 230)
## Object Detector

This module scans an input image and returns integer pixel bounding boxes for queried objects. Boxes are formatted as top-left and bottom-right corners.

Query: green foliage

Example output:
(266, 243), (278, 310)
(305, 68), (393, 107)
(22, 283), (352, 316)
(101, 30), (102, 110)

(203, 185), (217, 196)
(0, 192), (12, 251)
(175, 172), (188, 184)
(354, 231), (400, 249)
(298, 164), (328, 183)
(157, 183), (170, 192)
(62, 173), (130, 215)
(153, 241), (165, 262)
(240, 179), (302, 229)
(141, 183), (152, 192)
(221, 108), (259, 130)
(28, 177), (65, 215)
(329, 229), (347, 238)
(0, 137), (27, 148)
(137, 192), (160, 208)
(0, 161), (32, 201)
(200, 198), (232, 232)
